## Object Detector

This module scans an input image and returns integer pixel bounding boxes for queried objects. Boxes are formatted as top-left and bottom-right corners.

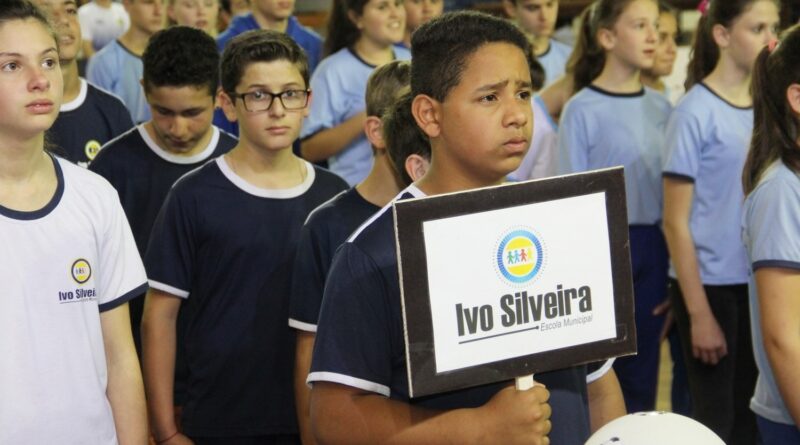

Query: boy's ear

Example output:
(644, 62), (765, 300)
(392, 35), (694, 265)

(787, 83), (800, 115)
(217, 87), (238, 123)
(412, 94), (442, 139)
(502, 0), (518, 20)
(712, 23), (731, 49)
(405, 154), (430, 182)
(364, 115), (386, 151)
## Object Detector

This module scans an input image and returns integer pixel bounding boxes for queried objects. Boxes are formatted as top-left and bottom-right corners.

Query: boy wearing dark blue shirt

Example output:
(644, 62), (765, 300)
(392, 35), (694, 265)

(142, 30), (347, 445)
(37, 0), (133, 167)
(90, 27), (236, 358)
(308, 12), (625, 445)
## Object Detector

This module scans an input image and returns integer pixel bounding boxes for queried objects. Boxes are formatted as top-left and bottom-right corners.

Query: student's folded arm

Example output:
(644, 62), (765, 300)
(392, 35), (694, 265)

(754, 267), (800, 426)
(101, 303), (148, 445)
(310, 381), (552, 445)
(300, 111), (367, 162)
(141, 288), (185, 442)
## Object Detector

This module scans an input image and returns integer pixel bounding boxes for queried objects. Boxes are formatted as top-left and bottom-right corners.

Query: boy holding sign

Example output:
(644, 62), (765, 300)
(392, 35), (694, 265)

(308, 11), (625, 445)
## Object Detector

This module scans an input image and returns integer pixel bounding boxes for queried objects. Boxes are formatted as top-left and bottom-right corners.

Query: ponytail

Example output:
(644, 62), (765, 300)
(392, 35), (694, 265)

(743, 25), (800, 194)
(569, 4), (606, 95)
(323, 0), (369, 57)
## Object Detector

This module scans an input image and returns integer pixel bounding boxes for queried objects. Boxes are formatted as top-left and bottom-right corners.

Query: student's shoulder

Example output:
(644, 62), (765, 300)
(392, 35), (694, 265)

(752, 162), (800, 200)
(314, 48), (361, 75)
(287, 15), (322, 43)
(171, 158), (222, 191)
(57, 155), (120, 202)
(643, 86), (672, 111)
(216, 127), (239, 152)
(84, 81), (130, 111)
(90, 126), (143, 165)
(311, 164), (349, 190)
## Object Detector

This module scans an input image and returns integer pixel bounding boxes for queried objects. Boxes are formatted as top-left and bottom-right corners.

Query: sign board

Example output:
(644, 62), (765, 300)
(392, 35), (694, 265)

(394, 167), (636, 398)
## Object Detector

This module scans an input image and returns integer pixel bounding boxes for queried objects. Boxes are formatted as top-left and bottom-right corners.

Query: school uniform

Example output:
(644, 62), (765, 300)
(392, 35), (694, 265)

(508, 95), (558, 181)
(0, 156), (147, 444)
(49, 78), (133, 167)
(663, 83), (757, 443)
(145, 157), (347, 441)
(288, 188), (381, 332)
(310, 185), (604, 444)
(300, 47), (411, 186)
(89, 125), (236, 361)
(538, 38), (572, 87)
(87, 40), (150, 124)
(743, 160), (800, 444)
(558, 85), (672, 413)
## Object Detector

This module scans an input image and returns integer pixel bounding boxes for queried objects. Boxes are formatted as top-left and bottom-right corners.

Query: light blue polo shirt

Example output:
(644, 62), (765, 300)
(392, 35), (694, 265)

(558, 85), (671, 225)
(86, 40), (150, 124)
(663, 83), (753, 284)
(742, 160), (800, 426)
(538, 39), (572, 87)
(300, 47), (411, 186)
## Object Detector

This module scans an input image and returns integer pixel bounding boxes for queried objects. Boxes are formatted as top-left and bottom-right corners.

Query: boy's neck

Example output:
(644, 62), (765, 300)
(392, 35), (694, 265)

(119, 26), (152, 56)
(640, 72), (664, 93)
(592, 59), (643, 94)
(703, 58), (752, 107)
(531, 35), (550, 57)
(252, 9), (289, 33)
(144, 122), (214, 158)
(61, 59), (82, 104)
(94, 0), (113, 8)
(415, 157), (504, 197)
(355, 152), (404, 207)
(353, 37), (395, 66)
(224, 141), (307, 189)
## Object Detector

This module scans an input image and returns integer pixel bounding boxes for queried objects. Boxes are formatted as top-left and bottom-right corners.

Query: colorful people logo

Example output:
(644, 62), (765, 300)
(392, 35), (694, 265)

(496, 229), (543, 284)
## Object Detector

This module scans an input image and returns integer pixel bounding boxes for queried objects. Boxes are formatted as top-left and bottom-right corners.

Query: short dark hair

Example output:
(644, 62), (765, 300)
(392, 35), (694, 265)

(143, 26), (219, 96)
(365, 60), (411, 117)
(0, 0), (55, 42)
(220, 29), (309, 96)
(410, 11), (532, 101)
(383, 92), (431, 186)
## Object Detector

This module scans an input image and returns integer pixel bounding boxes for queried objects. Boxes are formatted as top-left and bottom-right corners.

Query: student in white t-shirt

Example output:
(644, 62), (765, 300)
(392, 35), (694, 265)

(78, 0), (130, 56)
(0, 2), (147, 443)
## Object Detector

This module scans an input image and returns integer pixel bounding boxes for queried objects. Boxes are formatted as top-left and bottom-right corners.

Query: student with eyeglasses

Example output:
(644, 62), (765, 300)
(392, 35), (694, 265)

(141, 29), (346, 445)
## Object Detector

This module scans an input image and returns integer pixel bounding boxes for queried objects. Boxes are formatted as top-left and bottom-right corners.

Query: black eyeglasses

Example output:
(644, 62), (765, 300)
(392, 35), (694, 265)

(229, 89), (310, 112)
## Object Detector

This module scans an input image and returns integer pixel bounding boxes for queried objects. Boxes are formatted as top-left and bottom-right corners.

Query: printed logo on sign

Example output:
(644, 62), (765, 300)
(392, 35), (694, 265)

(495, 229), (544, 286)
(71, 259), (92, 284)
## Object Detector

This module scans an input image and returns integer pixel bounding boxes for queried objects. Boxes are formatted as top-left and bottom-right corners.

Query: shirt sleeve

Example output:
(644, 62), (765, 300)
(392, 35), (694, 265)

(288, 221), (331, 332)
(308, 243), (395, 397)
(746, 175), (800, 271)
(662, 109), (703, 181)
(301, 64), (345, 139)
(86, 52), (116, 94)
(97, 186), (148, 312)
(557, 102), (590, 175)
(144, 185), (197, 298)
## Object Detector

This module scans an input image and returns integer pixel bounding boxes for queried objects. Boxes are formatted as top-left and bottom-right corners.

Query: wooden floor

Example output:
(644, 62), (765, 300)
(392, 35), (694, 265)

(656, 342), (675, 412)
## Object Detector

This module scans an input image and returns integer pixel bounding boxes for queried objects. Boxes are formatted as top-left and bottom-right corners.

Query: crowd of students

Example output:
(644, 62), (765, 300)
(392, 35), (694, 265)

(2, 0), (800, 444)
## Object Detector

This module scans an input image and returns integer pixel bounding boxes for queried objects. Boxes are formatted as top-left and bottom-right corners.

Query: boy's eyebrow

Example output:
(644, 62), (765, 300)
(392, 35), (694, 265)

(0, 48), (58, 58)
(475, 79), (534, 92)
(244, 82), (305, 90)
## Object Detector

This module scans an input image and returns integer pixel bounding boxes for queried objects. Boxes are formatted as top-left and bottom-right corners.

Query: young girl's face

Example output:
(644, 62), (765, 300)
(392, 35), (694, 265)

(650, 11), (677, 77)
(604, 0), (659, 71)
(356, 0), (406, 47)
(0, 19), (62, 138)
(723, 0), (779, 74)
